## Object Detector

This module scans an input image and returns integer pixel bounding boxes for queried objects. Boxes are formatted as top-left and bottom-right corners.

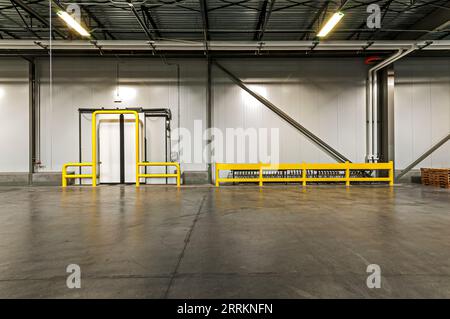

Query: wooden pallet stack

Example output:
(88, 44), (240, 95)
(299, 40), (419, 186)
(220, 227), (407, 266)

(421, 168), (450, 188)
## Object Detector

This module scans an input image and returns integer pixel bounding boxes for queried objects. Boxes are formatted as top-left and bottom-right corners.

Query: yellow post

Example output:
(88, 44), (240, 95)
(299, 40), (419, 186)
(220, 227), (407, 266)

(135, 113), (140, 187)
(259, 163), (263, 187)
(345, 161), (350, 187)
(62, 164), (67, 187)
(215, 163), (219, 187)
(389, 160), (394, 186)
(176, 163), (181, 187)
(92, 112), (97, 187)
(302, 163), (307, 187)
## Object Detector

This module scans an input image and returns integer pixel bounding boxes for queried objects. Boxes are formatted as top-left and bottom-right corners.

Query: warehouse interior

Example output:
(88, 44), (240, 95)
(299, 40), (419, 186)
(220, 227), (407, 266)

(0, 0), (450, 299)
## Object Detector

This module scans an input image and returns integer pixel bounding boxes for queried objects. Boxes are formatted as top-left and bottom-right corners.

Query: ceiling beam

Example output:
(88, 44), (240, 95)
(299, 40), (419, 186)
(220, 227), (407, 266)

(126, 0), (154, 41)
(254, 0), (276, 41)
(395, 7), (450, 40)
(10, 0), (66, 39)
(301, 0), (330, 40)
(0, 30), (20, 39)
(254, 0), (268, 40)
(199, 0), (210, 43)
(141, 5), (161, 39)
(9, 0), (41, 39)
(83, 6), (116, 40)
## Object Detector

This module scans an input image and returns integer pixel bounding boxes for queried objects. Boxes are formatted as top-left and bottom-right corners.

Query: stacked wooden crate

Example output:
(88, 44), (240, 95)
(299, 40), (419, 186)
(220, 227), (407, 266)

(421, 168), (450, 188)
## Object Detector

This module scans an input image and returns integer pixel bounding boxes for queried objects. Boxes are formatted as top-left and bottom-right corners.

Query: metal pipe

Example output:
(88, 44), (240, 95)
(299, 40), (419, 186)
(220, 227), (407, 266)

(28, 58), (36, 184)
(1, 40), (449, 51)
(396, 133), (450, 181)
(367, 49), (403, 162)
(367, 45), (417, 163)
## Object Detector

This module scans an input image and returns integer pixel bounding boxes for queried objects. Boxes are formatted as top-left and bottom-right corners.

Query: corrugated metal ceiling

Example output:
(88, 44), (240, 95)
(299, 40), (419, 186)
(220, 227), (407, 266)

(0, 0), (448, 41)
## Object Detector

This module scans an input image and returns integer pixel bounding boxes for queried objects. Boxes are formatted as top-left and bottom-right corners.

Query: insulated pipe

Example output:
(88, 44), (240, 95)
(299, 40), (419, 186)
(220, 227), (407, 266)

(367, 45), (417, 162)
(367, 49), (402, 162)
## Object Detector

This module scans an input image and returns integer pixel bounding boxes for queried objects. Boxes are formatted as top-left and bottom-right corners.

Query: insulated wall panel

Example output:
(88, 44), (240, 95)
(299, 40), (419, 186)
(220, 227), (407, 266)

(0, 59), (29, 172)
(213, 58), (367, 164)
(37, 58), (206, 173)
(395, 58), (450, 169)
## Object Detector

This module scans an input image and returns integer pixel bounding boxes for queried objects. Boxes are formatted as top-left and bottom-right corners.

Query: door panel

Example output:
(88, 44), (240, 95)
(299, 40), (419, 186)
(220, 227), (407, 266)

(98, 115), (143, 184)
(99, 120), (121, 183)
(145, 117), (168, 184)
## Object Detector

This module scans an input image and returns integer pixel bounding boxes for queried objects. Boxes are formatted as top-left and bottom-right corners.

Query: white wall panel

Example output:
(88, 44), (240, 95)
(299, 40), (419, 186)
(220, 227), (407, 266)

(37, 58), (206, 173)
(395, 58), (450, 169)
(0, 59), (29, 172)
(213, 58), (367, 163)
(3, 55), (448, 175)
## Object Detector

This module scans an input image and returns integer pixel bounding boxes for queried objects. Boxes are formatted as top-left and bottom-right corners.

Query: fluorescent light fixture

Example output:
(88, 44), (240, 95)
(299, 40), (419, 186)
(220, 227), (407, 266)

(57, 10), (90, 37)
(317, 12), (344, 37)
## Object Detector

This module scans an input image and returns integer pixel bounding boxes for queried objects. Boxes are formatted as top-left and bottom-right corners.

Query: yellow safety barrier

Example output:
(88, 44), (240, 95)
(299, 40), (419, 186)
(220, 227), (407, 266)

(62, 162), (94, 187)
(137, 162), (181, 187)
(215, 161), (394, 187)
(62, 110), (140, 187)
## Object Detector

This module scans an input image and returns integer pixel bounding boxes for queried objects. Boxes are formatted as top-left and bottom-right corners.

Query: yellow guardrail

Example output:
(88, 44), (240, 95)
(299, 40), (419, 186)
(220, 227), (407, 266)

(62, 110), (140, 187)
(92, 110), (140, 187)
(62, 162), (94, 187)
(215, 161), (394, 187)
(138, 162), (181, 187)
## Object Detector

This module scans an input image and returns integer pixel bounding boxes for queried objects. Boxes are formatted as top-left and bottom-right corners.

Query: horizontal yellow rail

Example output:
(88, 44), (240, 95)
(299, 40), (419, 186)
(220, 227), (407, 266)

(215, 161), (394, 187)
(62, 162), (94, 187)
(138, 162), (181, 187)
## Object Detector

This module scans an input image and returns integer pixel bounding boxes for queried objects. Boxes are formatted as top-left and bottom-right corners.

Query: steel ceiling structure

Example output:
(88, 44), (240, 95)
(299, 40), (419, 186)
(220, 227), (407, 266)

(0, 0), (449, 56)
(0, 0), (449, 40)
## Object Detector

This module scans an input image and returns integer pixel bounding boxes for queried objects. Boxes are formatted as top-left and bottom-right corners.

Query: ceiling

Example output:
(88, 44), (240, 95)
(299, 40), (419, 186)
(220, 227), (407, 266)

(0, 0), (449, 42)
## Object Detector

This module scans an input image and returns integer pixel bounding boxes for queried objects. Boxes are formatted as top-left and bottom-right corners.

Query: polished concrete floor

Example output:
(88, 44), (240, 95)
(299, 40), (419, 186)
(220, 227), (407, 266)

(0, 184), (449, 298)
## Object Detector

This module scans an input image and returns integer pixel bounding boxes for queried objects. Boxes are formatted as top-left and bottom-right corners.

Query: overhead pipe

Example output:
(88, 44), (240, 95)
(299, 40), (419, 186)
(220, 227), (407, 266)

(367, 49), (403, 163)
(367, 44), (418, 163)
(1, 40), (450, 52)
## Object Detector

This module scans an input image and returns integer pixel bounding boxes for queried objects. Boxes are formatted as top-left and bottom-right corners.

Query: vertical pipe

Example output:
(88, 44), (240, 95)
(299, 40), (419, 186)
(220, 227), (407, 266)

(135, 112), (140, 187)
(373, 71), (378, 162)
(367, 73), (373, 162)
(92, 112), (97, 187)
(144, 115), (147, 181)
(78, 111), (82, 185)
(119, 114), (125, 184)
(207, 57), (213, 183)
(28, 59), (36, 185)
(165, 119), (168, 184)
